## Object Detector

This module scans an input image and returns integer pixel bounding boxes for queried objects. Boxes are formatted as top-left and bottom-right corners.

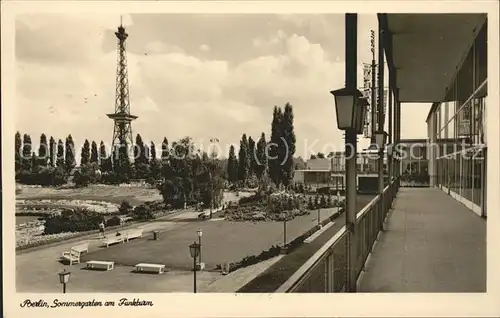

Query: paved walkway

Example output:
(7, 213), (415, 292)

(358, 187), (486, 292)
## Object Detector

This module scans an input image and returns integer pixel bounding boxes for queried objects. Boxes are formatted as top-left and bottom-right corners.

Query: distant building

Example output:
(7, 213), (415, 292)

(293, 151), (389, 187)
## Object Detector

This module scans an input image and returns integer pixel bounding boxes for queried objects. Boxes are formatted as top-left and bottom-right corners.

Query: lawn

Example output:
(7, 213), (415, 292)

(80, 207), (341, 270)
(238, 195), (375, 293)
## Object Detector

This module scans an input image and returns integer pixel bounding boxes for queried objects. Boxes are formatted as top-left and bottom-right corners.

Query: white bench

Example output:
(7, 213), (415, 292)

(101, 236), (124, 247)
(135, 263), (165, 274)
(86, 260), (114, 271)
(72, 242), (89, 254)
(124, 229), (143, 242)
(61, 248), (81, 265)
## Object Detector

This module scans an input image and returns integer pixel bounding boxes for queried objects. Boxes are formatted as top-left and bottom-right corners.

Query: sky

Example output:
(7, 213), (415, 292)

(15, 13), (431, 160)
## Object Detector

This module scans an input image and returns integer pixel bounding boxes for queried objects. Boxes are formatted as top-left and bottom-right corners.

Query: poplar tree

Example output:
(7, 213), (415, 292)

(90, 141), (99, 164)
(80, 139), (90, 166)
(227, 145), (238, 183)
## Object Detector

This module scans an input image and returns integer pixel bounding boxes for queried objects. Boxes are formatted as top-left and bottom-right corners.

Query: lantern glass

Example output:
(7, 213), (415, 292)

(189, 241), (200, 258)
(197, 229), (203, 238)
(330, 88), (363, 130)
(374, 131), (388, 149)
(386, 143), (394, 156)
(58, 270), (71, 284)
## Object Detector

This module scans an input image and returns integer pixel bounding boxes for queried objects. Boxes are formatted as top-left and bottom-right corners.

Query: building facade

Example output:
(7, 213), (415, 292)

(426, 18), (487, 217)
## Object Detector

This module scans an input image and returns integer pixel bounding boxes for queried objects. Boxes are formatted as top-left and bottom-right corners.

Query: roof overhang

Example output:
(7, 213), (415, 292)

(379, 13), (486, 103)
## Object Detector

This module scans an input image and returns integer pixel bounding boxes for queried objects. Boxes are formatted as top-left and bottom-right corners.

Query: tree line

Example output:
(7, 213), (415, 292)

(15, 102), (297, 192)
(226, 102), (296, 188)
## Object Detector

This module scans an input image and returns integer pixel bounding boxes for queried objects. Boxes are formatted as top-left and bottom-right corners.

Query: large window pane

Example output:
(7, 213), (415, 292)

(474, 21), (487, 90)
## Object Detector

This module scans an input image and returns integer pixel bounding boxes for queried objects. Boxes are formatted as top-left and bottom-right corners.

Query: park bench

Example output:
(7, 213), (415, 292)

(135, 263), (165, 274)
(72, 241), (89, 254)
(61, 248), (81, 265)
(101, 236), (124, 247)
(86, 260), (114, 271)
(124, 229), (143, 242)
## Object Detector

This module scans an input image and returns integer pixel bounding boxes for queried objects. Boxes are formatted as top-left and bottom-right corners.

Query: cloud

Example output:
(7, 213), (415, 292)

(15, 13), (428, 160)
(199, 44), (211, 52)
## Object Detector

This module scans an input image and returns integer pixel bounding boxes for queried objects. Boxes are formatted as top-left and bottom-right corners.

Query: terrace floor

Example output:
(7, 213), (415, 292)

(358, 187), (486, 292)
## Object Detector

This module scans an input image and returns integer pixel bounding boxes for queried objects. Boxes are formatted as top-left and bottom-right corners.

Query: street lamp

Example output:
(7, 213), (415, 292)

(281, 212), (288, 247)
(208, 137), (219, 219)
(330, 87), (366, 134)
(374, 130), (388, 196)
(57, 269), (71, 294)
(189, 241), (201, 293)
(197, 229), (204, 270)
(373, 130), (388, 150)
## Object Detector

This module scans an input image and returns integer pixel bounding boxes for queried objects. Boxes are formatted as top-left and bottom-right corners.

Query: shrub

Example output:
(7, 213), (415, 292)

(118, 200), (133, 214)
(17, 167), (68, 186)
(132, 204), (154, 221)
(320, 195), (327, 208)
(106, 216), (122, 226)
(43, 208), (104, 234)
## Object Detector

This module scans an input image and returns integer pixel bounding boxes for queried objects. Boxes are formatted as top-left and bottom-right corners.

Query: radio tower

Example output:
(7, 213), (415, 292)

(107, 16), (137, 163)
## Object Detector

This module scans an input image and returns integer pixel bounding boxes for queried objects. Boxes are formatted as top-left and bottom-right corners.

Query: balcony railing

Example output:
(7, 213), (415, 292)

(276, 179), (399, 292)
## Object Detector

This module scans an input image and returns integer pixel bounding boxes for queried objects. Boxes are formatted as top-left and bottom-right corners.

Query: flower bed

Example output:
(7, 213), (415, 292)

(16, 199), (119, 214)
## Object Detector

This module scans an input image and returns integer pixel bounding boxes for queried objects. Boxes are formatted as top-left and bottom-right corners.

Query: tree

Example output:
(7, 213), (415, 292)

(73, 163), (101, 187)
(38, 133), (48, 167)
(161, 137), (169, 163)
(49, 136), (56, 167)
(134, 134), (148, 166)
(90, 141), (99, 164)
(15, 131), (22, 172)
(22, 133), (32, 171)
(113, 142), (131, 182)
(255, 132), (268, 180)
(64, 134), (76, 173)
(248, 136), (256, 176)
(99, 141), (112, 173)
(227, 145), (238, 183)
(238, 134), (250, 183)
(316, 152), (325, 159)
(56, 139), (65, 168)
(269, 106), (283, 186)
(150, 141), (157, 161)
(281, 103), (296, 186)
(80, 139), (91, 166)
(159, 137), (195, 208)
(31, 152), (38, 172)
(149, 141), (161, 181)
(134, 134), (149, 179)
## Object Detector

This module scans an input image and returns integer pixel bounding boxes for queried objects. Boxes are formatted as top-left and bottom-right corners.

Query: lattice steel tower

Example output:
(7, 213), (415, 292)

(107, 19), (137, 156)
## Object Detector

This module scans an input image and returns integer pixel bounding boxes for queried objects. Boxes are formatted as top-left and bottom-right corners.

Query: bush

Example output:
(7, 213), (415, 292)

(16, 167), (68, 186)
(43, 208), (104, 234)
(238, 193), (263, 205)
(132, 204), (155, 221)
(119, 200), (133, 214)
(106, 216), (122, 226)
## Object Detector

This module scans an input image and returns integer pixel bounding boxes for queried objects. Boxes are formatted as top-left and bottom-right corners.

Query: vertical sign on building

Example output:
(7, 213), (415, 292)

(362, 63), (372, 138)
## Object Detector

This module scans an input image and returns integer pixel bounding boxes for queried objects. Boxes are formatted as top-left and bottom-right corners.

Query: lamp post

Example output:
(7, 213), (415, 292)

(374, 130), (388, 195)
(281, 212), (287, 247)
(57, 269), (71, 294)
(197, 228), (204, 270)
(209, 137), (219, 219)
(189, 241), (200, 293)
(330, 14), (365, 292)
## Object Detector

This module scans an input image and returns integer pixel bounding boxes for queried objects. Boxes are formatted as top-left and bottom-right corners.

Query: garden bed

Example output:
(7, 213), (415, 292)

(238, 195), (375, 293)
